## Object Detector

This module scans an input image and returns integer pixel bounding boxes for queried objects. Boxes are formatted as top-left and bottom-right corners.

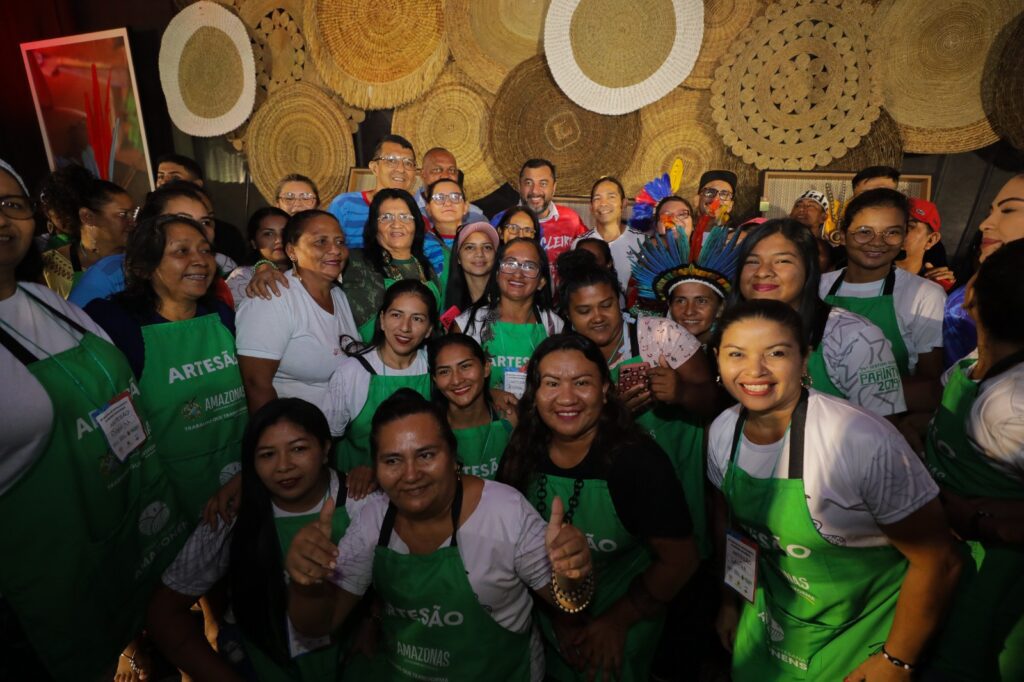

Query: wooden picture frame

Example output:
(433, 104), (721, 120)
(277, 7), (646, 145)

(761, 171), (932, 221)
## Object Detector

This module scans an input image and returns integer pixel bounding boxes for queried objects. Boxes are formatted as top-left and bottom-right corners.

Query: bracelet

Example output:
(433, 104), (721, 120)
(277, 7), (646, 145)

(253, 258), (279, 271)
(881, 645), (915, 671)
(551, 571), (594, 614)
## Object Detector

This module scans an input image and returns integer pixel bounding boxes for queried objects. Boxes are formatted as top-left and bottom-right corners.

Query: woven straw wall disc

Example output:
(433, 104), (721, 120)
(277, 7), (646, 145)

(304, 0), (448, 109)
(818, 108), (903, 172)
(238, 1), (307, 94)
(682, 0), (768, 90)
(624, 88), (758, 218)
(159, 1), (257, 137)
(446, 0), (550, 95)
(392, 64), (503, 200)
(876, 0), (1016, 154)
(486, 55), (641, 195)
(244, 82), (355, 204)
(710, 0), (882, 171)
(543, 0), (704, 115)
(988, 11), (1024, 151)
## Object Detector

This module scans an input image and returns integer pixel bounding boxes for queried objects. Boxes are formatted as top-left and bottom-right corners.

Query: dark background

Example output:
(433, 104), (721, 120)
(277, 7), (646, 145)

(2, 0), (1020, 270)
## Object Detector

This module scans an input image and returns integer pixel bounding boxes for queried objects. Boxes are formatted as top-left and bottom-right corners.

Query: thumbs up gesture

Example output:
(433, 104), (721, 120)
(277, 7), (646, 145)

(285, 497), (340, 586)
(545, 497), (592, 582)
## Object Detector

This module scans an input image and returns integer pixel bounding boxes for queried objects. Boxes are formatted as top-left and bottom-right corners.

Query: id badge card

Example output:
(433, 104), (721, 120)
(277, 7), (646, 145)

(503, 370), (527, 399)
(724, 530), (759, 603)
(90, 390), (147, 462)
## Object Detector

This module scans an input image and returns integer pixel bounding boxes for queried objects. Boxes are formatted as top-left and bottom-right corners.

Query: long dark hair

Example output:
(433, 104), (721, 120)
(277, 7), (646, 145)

(117, 214), (217, 315)
(135, 180), (211, 224)
(496, 206), (542, 244)
(462, 238), (556, 338)
(244, 206), (289, 265)
(229, 398), (332, 664)
(342, 278), (439, 355)
(555, 248), (622, 316)
(841, 187), (909, 232)
(974, 240), (1024, 344)
(38, 164), (126, 238)
(443, 222), (496, 312)
(498, 334), (641, 492)
(361, 188), (435, 279)
(369, 388), (459, 464)
(728, 218), (830, 347)
(427, 333), (495, 413)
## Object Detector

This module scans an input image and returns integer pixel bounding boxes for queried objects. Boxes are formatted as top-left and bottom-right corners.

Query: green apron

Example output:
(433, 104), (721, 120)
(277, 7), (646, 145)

(825, 268), (910, 375)
(724, 390), (908, 681)
(925, 354), (1024, 681)
(241, 481), (353, 681)
(454, 418), (511, 480)
(530, 469), (662, 680)
(804, 306), (845, 398)
(138, 312), (246, 520)
(0, 290), (188, 680)
(372, 479), (532, 680)
(484, 319), (550, 389)
(357, 275), (443, 343)
(334, 353), (431, 472)
(609, 322), (710, 558)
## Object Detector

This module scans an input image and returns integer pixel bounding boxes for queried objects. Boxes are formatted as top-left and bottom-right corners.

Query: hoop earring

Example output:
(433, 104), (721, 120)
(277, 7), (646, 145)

(715, 375), (722, 385)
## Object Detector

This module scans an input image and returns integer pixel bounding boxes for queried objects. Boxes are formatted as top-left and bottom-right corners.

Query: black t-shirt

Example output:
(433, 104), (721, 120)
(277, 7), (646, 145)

(84, 298), (236, 379)
(536, 434), (693, 540)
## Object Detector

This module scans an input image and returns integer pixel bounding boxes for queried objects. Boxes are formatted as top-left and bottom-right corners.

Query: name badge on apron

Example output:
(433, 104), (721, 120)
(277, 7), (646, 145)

(503, 370), (527, 399)
(90, 390), (147, 461)
(724, 530), (759, 603)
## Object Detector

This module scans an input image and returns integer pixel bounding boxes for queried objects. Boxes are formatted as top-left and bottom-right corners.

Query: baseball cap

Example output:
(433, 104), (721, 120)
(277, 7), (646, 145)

(908, 198), (940, 232)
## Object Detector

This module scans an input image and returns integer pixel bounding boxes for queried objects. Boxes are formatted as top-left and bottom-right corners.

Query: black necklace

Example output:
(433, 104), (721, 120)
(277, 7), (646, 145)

(535, 474), (585, 524)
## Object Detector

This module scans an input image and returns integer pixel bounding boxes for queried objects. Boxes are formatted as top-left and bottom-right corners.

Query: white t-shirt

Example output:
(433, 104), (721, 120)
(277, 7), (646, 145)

(707, 392), (938, 548)
(225, 265), (255, 311)
(236, 270), (358, 410)
(819, 307), (907, 416)
(324, 349), (429, 437)
(572, 227), (645, 293)
(0, 284), (112, 495)
(612, 317), (701, 371)
(954, 358), (1024, 480)
(820, 268), (945, 373)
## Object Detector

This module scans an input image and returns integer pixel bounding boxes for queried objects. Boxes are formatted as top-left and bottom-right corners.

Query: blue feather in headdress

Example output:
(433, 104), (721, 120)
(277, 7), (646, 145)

(630, 226), (742, 302)
(628, 173), (674, 232)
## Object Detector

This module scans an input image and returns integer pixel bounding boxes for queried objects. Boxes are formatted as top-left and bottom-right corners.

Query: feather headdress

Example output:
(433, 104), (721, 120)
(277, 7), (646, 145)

(630, 225), (742, 303)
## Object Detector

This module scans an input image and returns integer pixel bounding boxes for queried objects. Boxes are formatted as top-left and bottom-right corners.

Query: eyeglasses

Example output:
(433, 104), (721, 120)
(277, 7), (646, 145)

(848, 226), (905, 245)
(503, 223), (536, 237)
(499, 258), (540, 278)
(0, 195), (34, 220)
(660, 210), (691, 223)
(278, 192), (317, 202)
(372, 155), (416, 170)
(700, 188), (734, 201)
(430, 192), (464, 205)
(378, 212), (415, 224)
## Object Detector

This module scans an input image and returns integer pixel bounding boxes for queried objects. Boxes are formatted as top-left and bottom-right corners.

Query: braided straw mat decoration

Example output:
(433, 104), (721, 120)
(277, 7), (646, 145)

(875, 0), (1019, 154)
(623, 88), (758, 219)
(238, 0), (309, 93)
(682, 0), (768, 90)
(987, 11), (1024, 151)
(710, 0), (882, 171)
(487, 55), (640, 195)
(304, 0), (448, 109)
(446, 0), (549, 95)
(392, 64), (503, 200)
(818, 108), (902, 172)
(243, 82), (355, 204)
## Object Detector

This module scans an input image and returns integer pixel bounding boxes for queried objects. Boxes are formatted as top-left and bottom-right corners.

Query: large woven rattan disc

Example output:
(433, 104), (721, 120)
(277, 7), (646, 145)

(392, 64), (503, 200)
(543, 0), (704, 115)
(985, 11), (1024, 151)
(446, 0), (550, 95)
(624, 88), (758, 218)
(304, 0), (448, 110)
(237, 0), (308, 94)
(710, 0), (881, 171)
(159, 1), (257, 137)
(818, 108), (903, 172)
(244, 82), (355, 203)
(876, 0), (1018, 153)
(682, 0), (768, 90)
(487, 55), (640, 195)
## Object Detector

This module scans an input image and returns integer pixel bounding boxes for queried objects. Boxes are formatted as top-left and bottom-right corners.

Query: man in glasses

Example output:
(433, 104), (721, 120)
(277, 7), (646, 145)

(414, 147), (486, 225)
(328, 134), (446, 273)
(695, 169), (738, 220)
(490, 158), (586, 284)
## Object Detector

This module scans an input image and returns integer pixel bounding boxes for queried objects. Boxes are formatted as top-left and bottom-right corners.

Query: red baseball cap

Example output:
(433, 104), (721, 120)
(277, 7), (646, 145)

(908, 198), (940, 232)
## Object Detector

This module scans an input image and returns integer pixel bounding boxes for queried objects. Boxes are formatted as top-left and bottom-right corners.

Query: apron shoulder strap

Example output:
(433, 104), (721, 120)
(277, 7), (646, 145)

(810, 303), (832, 349)
(882, 268), (896, 296)
(21, 287), (90, 336)
(376, 478), (465, 548)
(627, 321), (640, 358)
(787, 389), (809, 479)
(0, 325), (38, 366)
(377, 503), (398, 547)
(825, 269), (846, 297)
(354, 352), (377, 375)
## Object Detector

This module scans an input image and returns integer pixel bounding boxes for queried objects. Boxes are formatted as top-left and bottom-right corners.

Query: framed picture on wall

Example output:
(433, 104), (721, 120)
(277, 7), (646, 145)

(762, 171), (932, 221)
(21, 28), (154, 203)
